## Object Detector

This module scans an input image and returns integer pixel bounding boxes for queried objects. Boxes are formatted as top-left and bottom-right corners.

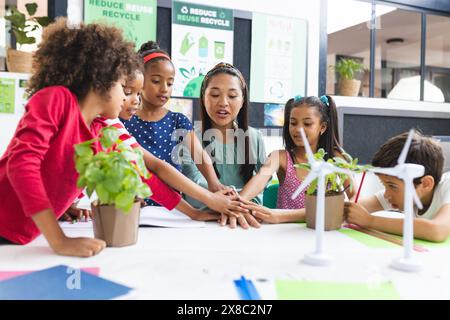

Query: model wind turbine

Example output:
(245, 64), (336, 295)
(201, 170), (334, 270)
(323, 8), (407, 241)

(291, 128), (353, 266)
(370, 129), (424, 272)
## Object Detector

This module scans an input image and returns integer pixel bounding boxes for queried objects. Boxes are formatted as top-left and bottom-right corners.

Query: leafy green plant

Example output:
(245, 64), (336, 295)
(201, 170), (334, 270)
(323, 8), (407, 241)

(295, 149), (371, 196)
(74, 126), (152, 213)
(5, 2), (52, 46)
(330, 58), (365, 80)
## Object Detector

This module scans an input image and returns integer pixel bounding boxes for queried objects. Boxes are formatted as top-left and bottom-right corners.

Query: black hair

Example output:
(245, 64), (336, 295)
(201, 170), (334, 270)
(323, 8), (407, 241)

(283, 95), (342, 162)
(199, 63), (255, 183)
(372, 130), (444, 185)
(138, 41), (173, 69)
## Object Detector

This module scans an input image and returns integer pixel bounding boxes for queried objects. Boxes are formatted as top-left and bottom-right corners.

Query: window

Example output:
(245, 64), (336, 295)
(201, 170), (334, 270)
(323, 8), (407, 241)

(374, 7), (421, 101)
(325, 0), (450, 102)
(327, 0), (372, 96)
(425, 14), (450, 103)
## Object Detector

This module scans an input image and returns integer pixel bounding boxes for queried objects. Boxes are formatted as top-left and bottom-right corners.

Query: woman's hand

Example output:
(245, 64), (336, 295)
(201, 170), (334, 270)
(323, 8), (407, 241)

(207, 180), (228, 193)
(206, 188), (249, 217)
(241, 200), (280, 224)
(218, 211), (261, 229)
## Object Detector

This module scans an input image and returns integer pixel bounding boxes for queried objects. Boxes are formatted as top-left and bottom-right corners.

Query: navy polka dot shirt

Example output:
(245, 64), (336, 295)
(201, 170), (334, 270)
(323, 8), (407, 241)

(123, 111), (193, 206)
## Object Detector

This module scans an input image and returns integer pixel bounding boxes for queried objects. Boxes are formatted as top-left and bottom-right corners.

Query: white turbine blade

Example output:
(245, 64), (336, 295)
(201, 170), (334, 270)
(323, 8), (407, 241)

(292, 172), (317, 200)
(370, 167), (400, 177)
(412, 189), (423, 210)
(332, 167), (354, 177)
(300, 128), (315, 164)
(398, 129), (414, 165)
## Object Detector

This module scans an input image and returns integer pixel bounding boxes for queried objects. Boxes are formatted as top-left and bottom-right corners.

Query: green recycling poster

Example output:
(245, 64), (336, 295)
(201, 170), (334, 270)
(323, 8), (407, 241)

(250, 13), (307, 103)
(84, 0), (157, 48)
(171, 1), (234, 97)
(0, 77), (15, 114)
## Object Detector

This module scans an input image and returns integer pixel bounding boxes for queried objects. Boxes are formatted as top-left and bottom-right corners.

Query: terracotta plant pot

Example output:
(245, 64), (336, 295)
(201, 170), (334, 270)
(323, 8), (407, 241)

(91, 201), (140, 247)
(339, 78), (361, 96)
(305, 193), (345, 231)
(6, 48), (33, 74)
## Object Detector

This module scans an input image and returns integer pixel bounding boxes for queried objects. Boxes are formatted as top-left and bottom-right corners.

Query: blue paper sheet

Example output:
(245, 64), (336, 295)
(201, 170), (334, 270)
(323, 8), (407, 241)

(0, 265), (132, 300)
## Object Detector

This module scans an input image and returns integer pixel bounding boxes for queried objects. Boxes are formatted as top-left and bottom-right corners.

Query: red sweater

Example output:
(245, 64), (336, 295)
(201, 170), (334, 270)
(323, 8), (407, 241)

(0, 86), (106, 244)
(0, 86), (182, 245)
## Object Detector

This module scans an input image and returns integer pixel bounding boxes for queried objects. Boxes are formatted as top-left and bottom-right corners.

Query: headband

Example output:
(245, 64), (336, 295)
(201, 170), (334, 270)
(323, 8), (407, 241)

(143, 52), (171, 64)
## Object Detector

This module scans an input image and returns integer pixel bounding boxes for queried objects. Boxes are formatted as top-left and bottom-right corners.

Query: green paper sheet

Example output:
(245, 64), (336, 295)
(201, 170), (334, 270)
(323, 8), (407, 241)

(338, 228), (398, 248)
(339, 228), (450, 248)
(398, 234), (450, 248)
(276, 279), (400, 300)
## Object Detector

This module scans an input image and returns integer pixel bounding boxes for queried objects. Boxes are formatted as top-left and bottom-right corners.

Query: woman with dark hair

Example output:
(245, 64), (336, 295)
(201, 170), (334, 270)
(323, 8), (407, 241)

(182, 63), (267, 229)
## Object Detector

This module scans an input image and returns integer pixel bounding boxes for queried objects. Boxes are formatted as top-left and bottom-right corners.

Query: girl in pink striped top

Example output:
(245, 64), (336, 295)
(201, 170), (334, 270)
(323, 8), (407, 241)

(240, 95), (355, 223)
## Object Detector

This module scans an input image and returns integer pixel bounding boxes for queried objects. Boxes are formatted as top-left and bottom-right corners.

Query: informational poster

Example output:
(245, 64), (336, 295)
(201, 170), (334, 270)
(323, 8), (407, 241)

(0, 0), (5, 61)
(264, 103), (285, 127)
(171, 1), (234, 97)
(0, 72), (29, 154)
(0, 77), (15, 114)
(250, 13), (307, 104)
(166, 98), (193, 121)
(84, 0), (157, 48)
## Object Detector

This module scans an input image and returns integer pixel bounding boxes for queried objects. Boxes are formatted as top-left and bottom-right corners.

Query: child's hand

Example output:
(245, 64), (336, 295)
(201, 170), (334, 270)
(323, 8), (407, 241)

(344, 202), (373, 228)
(240, 200), (279, 224)
(190, 209), (221, 221)
(218, 211), (261, 229)
(207, 189), (249, 217)
(52, 236), (106, 257)
(60, 204), (91, 222)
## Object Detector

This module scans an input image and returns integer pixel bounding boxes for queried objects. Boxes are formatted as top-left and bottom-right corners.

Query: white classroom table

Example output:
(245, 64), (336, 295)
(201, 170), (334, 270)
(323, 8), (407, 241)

(1, 221), (450, 300)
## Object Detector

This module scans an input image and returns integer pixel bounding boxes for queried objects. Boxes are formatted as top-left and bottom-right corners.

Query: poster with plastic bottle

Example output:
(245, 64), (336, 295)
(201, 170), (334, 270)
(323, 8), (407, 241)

(171, 1), (234, 98)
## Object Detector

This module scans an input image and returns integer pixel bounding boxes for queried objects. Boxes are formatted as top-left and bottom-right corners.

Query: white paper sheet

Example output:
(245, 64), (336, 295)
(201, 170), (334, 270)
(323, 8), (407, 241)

(139, 206), (206, 228)
(60, 206), (206, 229)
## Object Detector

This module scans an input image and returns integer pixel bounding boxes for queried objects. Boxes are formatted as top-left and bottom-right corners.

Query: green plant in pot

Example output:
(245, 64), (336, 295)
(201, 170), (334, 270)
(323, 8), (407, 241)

(330, 58), (365, 97)
(296, 149), (370, 230)
(5, 2), (52, 73)
(74, 126), (152, 247)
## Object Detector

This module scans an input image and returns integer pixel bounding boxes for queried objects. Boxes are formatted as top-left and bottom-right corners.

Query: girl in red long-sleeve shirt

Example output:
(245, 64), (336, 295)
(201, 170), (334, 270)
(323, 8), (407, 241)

(0, 20), (247, 255)
(0, 18), (143, 256)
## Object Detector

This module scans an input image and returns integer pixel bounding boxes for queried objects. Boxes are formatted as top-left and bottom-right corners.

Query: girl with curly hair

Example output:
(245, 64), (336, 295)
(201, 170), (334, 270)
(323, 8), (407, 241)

(0, 18), (141, 257)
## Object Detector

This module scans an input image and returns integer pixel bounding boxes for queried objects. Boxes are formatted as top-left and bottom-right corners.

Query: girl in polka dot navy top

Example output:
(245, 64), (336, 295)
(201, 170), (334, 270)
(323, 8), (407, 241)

(123, 41), (225, 206)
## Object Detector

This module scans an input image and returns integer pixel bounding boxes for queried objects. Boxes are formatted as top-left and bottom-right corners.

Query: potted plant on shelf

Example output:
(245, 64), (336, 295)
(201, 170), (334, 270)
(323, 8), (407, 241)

(330, 58), (365, 97)
(5, 2), (52, 73)
(74, 126), (152, 247)
(296, 149), (369, 231)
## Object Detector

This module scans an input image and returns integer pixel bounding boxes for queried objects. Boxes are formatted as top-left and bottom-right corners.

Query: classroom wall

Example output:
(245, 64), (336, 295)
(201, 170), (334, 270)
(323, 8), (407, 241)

(334, 96), (450, 164)
(66, 0), (321, 96)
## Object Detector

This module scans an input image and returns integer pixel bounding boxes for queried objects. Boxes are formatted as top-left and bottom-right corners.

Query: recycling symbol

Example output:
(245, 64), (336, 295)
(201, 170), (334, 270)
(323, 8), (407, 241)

(219, 12), (226, 19)
(181, 6), (188, 14)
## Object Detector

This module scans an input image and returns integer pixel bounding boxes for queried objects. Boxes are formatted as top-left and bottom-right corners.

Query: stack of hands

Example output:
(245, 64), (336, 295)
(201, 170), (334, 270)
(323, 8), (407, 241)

(61, 185), (274, 230)
(204, 184), (275, 230)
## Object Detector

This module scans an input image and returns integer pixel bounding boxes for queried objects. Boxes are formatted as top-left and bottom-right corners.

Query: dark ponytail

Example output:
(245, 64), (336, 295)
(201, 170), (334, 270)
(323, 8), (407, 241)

(199, 63), (255, 183)
(283, 95), (342, 161)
